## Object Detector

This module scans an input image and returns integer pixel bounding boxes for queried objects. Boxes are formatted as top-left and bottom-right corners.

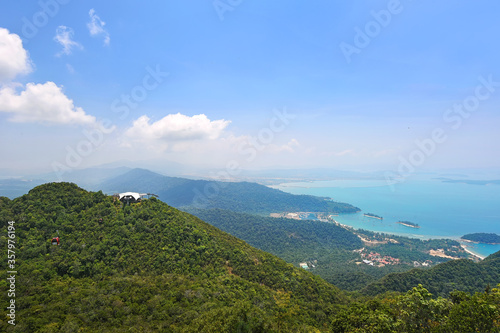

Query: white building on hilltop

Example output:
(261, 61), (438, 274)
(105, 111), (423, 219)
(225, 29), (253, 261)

(113, 192), (158, 204)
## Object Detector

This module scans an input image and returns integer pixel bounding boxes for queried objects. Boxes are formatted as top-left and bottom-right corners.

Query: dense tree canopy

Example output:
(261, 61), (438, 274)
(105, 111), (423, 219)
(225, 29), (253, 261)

(187, 208), (479, 292)
(462, 232), (500, 244)
(363, 252), (500, 297)
(0, 183), (499, 332)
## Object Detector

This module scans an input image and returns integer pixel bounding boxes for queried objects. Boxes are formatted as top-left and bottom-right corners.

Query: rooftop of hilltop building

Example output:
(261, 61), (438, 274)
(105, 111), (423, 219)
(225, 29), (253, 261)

(113, 192), (158, 203)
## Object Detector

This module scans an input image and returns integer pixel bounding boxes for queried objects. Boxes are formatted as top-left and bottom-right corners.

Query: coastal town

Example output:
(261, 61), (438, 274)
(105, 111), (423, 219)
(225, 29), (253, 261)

(270, 210), (484, 270)
(358, 250), (405, 267)
(269, 211), (331, 222)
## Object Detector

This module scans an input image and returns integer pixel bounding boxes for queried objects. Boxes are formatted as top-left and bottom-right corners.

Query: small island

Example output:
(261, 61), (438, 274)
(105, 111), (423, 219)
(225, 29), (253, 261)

(461, 233), (500, 244)
(441, 179), (500, 186)
(397, 221), (420, 229)
(364, 213), (383, 220)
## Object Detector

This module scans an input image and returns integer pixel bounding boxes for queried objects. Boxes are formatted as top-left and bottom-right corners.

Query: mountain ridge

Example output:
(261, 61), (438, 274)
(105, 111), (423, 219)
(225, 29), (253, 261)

(1, 182), (349, 331)
(98, 168), (360, 215)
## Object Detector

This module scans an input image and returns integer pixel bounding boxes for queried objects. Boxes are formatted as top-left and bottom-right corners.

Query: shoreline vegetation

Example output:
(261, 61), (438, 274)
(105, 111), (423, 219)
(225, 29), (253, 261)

(461, 232), (500, 245)
(364, 213), (383, 220)
(397, 221), (421, 229)
(271, 210), (497, 260)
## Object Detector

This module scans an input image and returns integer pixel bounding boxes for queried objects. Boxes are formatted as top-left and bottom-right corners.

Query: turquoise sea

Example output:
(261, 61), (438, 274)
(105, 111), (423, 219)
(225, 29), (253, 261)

(272, 178), (500, 258)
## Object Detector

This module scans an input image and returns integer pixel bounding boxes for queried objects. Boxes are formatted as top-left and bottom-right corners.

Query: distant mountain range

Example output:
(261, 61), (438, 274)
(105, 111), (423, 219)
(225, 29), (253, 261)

(97, 168), (360, 215)
(0, 167), (360, 215)
(0, 166), (132, 199)
(0, 178), (46, 199)
(435, 177), (500, 186)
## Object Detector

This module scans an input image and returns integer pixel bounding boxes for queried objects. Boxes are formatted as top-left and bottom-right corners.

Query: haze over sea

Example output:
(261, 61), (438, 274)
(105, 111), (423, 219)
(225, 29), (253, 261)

(273, 177), (500, 258)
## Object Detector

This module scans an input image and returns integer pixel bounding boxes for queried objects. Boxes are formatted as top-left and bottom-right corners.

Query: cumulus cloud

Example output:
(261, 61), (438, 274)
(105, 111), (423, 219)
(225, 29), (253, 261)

(125, 113), (230, 148)
(87, 9), (110, 45)
(0, 82), (96, 125)
(0, 28), (32, 82)
(0, 27), (96, 127)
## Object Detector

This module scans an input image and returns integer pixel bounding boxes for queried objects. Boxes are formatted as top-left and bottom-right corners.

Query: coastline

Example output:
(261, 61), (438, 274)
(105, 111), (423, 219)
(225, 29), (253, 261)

(460, 238), (500, 245)
(333, 217), (498, 259)
(271, 180), (500, 258)
(460, 244), (486, 260)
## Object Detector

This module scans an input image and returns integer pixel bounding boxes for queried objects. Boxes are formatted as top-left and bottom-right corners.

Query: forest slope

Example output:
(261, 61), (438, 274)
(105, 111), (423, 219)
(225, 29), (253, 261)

(187, 208), (474, 292)
(0, 182), (348, 332)
(362, 251), (500, 297)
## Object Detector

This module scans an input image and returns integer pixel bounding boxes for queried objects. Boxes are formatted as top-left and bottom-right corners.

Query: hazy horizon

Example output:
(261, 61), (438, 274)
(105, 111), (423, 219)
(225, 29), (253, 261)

(1, 1), (500, 177)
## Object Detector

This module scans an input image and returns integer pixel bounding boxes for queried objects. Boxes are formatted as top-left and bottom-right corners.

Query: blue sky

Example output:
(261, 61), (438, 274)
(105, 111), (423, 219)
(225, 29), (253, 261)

(0, 1), (499, 177)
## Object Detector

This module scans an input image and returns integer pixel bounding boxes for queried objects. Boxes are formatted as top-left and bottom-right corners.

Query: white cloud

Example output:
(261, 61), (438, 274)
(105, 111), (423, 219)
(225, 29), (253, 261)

(54, 26), (83, 56)
(125, 113), (230, 149)
(0, 28), (32, 82)
(0, 82), (96, 125)
(87, 9), (110, 46)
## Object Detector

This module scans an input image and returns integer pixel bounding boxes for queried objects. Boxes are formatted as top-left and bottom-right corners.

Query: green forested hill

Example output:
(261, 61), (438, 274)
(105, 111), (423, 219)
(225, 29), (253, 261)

(186, 208), (363, 256)
(186, 208), (377, 290)
(98, 168), (360, 214)
(0, 182), (349, 332)
(1, 183), (499, 332)
(461, 232), (500, 244)
(362, 252), (500, 297)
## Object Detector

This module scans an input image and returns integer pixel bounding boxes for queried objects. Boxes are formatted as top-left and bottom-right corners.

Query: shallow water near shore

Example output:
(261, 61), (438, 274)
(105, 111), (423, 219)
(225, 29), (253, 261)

(272, 178), (500, 258)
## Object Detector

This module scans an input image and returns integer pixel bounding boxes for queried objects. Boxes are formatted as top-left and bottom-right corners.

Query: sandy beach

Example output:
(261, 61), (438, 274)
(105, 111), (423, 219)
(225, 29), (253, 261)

(460, 244), (486, 260)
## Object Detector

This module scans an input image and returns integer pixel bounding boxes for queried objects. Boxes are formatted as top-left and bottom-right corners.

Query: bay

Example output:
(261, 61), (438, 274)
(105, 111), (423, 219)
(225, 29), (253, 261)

(272, 178), (500, 258)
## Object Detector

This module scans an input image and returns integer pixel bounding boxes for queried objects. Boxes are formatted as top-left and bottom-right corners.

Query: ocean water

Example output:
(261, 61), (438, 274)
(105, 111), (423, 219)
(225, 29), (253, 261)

(272, 178), (500, 258)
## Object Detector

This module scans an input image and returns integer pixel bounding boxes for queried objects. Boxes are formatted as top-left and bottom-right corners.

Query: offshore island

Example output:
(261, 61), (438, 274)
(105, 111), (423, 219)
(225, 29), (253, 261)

(397, 221), (421, 229)
(461, 233), (500, 244)
(364, 212), (383, 220)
